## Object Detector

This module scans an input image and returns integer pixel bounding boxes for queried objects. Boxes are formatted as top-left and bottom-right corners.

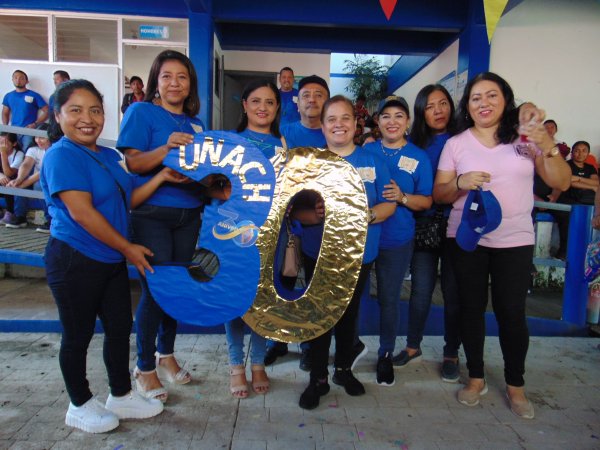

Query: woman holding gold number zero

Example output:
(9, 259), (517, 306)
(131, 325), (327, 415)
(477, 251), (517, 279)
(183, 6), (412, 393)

(224, 79), (287, 399)
(117, 50), (205, 402)
(41, 79), (188, 433)
(297, 95), (396, 410)
(433, 72), (570, 419)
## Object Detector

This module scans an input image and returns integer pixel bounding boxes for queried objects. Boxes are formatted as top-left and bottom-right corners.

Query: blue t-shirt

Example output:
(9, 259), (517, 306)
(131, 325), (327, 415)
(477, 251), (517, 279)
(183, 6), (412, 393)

(117, 102), (205, 208)
(2, 90), (47, 127)
(41, 137), (134, 263)
(417, 132), (451, 218)
(279, 88), (300, 125)
(236, 128), (284, 160)
(363, 141), (433, 248)
(281, 121), (326, 149)
(301, 148), (392, 264)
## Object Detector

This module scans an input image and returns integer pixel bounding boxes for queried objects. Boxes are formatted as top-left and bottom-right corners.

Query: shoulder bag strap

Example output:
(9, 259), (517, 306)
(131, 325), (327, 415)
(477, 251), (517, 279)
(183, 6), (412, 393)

(80, 149), (128, 210)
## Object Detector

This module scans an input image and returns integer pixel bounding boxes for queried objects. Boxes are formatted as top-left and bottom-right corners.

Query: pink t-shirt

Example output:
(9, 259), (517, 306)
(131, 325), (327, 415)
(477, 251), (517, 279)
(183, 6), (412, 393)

(438, 129), (535, 248)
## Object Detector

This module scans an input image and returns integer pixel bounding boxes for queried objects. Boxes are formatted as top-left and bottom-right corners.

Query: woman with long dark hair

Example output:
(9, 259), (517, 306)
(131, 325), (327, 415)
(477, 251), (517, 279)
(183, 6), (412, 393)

(41, 79), (184, 432)
(433, 72), (570, 418)
(117, 50), (205, 402)
(0, 132), (24, 225)
(236, 79), (285, 158)
(225, 80), (285, 398)
(394, 85), (461, 382)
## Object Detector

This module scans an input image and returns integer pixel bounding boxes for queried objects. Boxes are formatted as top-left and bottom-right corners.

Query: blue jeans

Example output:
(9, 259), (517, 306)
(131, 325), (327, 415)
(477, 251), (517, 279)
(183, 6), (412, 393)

(409, 240), (460, 357)
(375, 241), (414, 356)
(14, 182), (48, 221)
(225, 318), (267, 366)
(45, 238), (132, 406)
(132, 204), (202, 371)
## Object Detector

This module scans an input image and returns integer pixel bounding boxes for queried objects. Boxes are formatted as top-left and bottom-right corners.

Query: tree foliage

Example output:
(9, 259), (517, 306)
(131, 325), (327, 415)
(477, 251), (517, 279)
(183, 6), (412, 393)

(343, 54), (389, 111)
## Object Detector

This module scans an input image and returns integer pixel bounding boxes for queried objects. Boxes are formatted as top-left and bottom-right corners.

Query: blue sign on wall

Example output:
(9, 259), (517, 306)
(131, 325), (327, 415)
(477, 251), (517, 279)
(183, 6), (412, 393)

(139, 25), (170, 40)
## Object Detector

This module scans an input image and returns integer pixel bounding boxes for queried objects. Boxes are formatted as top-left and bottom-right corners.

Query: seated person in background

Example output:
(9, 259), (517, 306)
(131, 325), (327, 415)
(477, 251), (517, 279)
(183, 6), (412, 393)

(0, 132), (24, 225)
(543, 119), (570, 159)
(121, 76), (145, 114)
(49, 70), (71, 112)
(552, 140), (598, 259)
(6, 123), (51, 231)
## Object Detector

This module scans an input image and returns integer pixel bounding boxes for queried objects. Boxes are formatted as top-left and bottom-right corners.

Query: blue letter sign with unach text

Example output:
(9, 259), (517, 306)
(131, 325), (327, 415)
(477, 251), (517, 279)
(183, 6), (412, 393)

(146, 131), (275, 326)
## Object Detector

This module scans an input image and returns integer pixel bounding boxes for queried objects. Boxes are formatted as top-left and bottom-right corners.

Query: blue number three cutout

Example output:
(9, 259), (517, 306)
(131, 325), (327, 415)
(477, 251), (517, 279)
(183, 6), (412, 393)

(146, 131), (275, 326)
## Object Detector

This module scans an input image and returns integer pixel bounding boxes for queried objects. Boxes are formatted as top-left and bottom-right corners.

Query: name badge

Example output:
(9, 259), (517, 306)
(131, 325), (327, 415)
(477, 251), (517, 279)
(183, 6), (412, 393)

(24, 95), (34, 103)
(292, 96), (298, 103)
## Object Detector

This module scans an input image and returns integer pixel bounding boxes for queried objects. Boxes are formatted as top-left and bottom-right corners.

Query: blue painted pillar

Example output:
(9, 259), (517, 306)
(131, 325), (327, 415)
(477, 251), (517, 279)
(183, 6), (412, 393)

(188, 12), (213, 128)
(457, 0), (490, 80)
(563, 205), (594, 326)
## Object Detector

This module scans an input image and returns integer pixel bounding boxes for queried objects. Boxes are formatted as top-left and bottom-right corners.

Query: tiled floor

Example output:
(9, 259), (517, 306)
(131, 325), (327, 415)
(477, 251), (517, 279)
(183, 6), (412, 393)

(0, 333), (599, 449)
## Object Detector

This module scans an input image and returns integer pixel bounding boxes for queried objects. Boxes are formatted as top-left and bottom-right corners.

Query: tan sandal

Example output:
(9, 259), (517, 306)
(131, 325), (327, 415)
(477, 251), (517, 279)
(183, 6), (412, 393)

(230, 365), (249, 399)
(251, 364), (270, 395)
(133, 367), (168, 403)
(155, 352), (192, 385)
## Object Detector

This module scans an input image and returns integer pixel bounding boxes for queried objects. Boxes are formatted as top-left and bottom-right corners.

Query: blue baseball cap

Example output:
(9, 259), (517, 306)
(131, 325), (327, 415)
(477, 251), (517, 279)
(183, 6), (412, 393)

(456, 188), (502, 251)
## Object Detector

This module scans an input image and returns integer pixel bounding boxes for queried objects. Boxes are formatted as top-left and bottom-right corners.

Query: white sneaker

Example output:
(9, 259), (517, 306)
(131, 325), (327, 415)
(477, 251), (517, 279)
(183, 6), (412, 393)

(105, 390), (164, 419)
(65, 397), (120, 433)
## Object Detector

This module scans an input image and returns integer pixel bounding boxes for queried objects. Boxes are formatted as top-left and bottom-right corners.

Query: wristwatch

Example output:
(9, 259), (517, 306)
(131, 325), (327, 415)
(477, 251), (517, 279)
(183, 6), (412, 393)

(545, 145), (560, 158)
(400, 194), (408, 205)
(368, 208), (377, 224)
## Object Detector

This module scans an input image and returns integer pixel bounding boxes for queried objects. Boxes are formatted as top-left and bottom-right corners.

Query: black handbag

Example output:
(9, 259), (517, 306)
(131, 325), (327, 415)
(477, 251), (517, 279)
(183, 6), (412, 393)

(414, 208), (446, 251)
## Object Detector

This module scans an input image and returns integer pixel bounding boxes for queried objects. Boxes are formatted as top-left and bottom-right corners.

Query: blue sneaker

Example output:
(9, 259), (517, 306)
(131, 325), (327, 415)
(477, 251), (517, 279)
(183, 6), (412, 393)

(391, 348), (422, 367)
(441, 357), (460, 383)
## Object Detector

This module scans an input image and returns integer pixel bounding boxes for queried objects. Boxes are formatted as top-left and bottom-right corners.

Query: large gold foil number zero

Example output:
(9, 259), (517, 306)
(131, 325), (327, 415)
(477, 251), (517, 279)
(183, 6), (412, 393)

(243, 147), (369, 343)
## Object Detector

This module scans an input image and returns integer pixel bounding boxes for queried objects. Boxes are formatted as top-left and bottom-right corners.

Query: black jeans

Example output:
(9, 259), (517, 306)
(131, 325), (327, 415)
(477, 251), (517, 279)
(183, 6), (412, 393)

(448, 239), (533, 387)
(306, 256), (373, 380)
(45, 238), (133, 406)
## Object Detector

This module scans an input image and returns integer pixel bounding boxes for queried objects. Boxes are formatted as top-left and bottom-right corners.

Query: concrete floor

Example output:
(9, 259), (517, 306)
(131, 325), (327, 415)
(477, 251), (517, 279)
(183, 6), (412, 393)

(0, 333), (599, 450)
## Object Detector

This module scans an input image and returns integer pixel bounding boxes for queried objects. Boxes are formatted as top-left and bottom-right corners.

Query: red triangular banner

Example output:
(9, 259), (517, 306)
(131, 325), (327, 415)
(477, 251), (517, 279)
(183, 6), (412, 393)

(380, 0), (398, 20)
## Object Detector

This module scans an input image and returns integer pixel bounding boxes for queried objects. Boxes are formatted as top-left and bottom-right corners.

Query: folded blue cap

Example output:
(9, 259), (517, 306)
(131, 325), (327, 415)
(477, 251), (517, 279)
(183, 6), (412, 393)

(456, 188), (502, 251)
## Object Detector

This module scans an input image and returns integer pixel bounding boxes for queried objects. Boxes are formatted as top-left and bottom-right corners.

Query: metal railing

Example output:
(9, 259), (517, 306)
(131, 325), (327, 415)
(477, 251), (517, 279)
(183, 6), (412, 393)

(0, 124), (595, 329)
(533, 200), (593, 328)
(0, 124), (117, 200)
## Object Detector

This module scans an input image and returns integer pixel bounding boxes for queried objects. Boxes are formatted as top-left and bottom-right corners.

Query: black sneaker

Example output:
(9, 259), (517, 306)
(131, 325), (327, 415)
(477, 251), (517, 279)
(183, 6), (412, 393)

(299, 348), (311, 372)
(350, 340), (368, 370)
(392, 348), (422, 367)
(299, 378), (330, 410)
(441, 357), (460, 383)
(35, 223), (51, 234)
(5, 216), (27, 228)
(332, 368), (365, 396)
(264, 343), (288, 366)
(376, 353), (395, 386)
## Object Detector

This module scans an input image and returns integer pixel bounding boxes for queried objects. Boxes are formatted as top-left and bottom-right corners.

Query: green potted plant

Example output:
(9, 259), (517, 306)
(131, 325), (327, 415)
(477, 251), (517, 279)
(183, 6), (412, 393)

(343, 54), (389, 112)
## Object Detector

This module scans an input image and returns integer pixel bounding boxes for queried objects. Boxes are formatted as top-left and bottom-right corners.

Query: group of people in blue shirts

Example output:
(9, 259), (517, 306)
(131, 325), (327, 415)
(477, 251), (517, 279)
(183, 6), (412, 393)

(38, 49), (567, 432)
